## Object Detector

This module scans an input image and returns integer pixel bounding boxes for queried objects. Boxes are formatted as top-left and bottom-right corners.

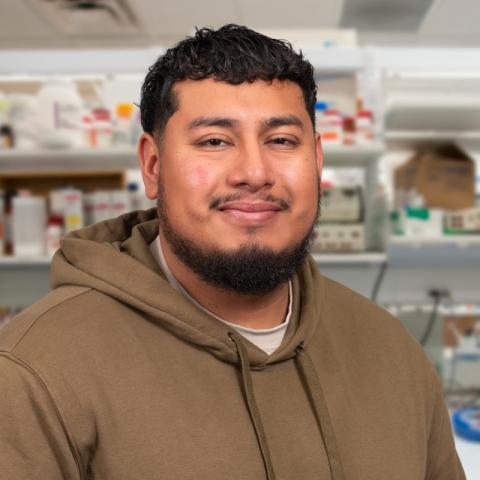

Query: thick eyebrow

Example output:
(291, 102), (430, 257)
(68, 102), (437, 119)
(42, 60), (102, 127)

(188, 117), (238, 130)
(263, 115), (304, 131)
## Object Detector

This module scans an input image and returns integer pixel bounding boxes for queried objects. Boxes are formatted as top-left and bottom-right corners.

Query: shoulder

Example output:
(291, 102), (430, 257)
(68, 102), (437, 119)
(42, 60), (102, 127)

(317, 274), (432, 378)
(0, 286), (142, 368)
(321, 274), (412, 342)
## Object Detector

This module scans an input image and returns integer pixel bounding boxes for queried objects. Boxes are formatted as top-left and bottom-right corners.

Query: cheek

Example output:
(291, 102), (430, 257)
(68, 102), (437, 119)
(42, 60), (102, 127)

(176, 164), (215, 191)
(189, 166), (211, 189)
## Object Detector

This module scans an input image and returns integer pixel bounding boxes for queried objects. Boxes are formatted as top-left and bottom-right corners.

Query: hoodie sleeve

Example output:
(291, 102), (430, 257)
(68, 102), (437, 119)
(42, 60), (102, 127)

(425, 367), (466, 480)
(0, 354), (81, 480)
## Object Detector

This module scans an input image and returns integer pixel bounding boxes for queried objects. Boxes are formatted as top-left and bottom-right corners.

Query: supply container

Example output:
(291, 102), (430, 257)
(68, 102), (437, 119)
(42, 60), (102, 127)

(0, 94), (14, 150)
(0, 191), (4, 255)
(356, 110), (374, 145)
(36, 78), (84, 149)
(63, 188), (84, 233)
(92, 191), (112, 223)
(45, 215), (64, 258)
(110, 190), (130, 217)
(6, 94), (38, 149)
(113, 102), (135, 146)
(127, 182), (144, 211)
(83, 192), (95, 225)
(12, 194), (47, 256)
(342, 116), (356, 145)
(314, 101), (328, 133)
(318, 109), (343, 145)
(92, 107), (112, 148)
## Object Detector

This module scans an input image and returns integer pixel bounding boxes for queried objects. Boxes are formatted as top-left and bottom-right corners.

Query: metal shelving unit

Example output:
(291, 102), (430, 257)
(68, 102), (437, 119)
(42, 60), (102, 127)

(312, 252), (387, 265)
(0, 147), (138, 173)
(322, 144), (385, 166)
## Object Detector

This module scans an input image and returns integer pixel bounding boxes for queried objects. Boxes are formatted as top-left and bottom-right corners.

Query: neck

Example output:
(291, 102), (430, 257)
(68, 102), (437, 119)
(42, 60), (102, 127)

(159, 234), (289, 330)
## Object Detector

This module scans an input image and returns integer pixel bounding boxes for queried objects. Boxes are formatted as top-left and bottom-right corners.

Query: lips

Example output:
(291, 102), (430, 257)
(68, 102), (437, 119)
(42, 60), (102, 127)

(218, 201), (283, 213)
(217, 201), (285, 225)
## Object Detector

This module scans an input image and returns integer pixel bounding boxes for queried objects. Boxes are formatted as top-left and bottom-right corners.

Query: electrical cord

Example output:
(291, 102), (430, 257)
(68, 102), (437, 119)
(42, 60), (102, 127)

(420, 290), (446, 346)
(370, 260), (388, 303)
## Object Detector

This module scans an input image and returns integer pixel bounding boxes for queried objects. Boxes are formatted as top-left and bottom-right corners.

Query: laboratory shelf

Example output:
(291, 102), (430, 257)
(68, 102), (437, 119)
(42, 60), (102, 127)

(385, 130), (480, 149)
(0, 147), (138, 173)
(304, 47), (366, 74)
(0, 255), (52, 267)
(389, 235), (480, 246)
(322, 144), (385, 167)
(312, 252), (387, 265)
(1, 253), (389, 269)
(0, 145), (385, 173)
(387, 235), (480, 267)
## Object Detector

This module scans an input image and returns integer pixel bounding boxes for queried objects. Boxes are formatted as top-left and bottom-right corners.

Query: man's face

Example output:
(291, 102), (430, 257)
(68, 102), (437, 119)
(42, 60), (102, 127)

(147, 78), (322, 257)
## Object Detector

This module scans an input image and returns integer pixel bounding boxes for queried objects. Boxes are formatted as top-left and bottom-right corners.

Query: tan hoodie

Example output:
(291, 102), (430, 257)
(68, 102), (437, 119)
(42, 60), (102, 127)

(0, 209), (465, 479)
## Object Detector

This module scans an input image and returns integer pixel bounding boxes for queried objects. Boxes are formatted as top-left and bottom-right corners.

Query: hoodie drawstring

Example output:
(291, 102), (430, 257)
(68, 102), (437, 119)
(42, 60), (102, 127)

(295, 344), (346, 480)
(229, 333), (345, 480)
(229, 332), (277, 480)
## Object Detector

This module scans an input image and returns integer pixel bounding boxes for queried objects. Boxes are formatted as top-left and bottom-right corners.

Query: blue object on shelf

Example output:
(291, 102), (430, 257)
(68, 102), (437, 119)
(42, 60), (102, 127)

(315, 101), (329, 112)
(452, 407), (480, 442)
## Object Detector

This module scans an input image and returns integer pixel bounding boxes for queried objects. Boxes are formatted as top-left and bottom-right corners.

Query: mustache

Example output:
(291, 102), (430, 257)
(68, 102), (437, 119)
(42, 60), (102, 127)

(209, 193), (290, 211)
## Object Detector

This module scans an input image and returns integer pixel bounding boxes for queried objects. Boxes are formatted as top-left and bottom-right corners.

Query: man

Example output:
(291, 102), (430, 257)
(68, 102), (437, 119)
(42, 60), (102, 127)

(0, 25), (464, 479)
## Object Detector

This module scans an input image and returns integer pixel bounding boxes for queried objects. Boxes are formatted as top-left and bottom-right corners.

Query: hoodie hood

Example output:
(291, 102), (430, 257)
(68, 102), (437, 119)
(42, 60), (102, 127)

(50, 209), (323, 368)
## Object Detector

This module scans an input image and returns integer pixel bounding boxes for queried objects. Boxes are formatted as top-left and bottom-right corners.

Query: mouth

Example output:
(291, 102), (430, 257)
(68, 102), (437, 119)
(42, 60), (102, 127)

(217, 201), (285, 225)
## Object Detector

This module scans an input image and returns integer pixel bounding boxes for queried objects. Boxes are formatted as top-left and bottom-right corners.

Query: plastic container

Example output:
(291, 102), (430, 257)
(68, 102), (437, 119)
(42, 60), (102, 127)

(314, 101), (328, 133)
(92, 191), (111, 223)
(92, 108), (112, 148)
(113, 103), (135, 146)
(356, 110), (374, 145)
(82, 113), (95, 148)
(0, 191), (4, 255)
(110, 190), (130, 217)
(342, 116), (356, 145)
(127, 182), (144, 211)
(45, 215), (64, 258)
(6, 94), (38, 149)
(318, 109), (343, 145)
(0, 94), (14, 150)
(36, 78), (84, 149)
(83, 192), (94, 225)
(63, 189), (84, 233)
(12, 194), (47, 256)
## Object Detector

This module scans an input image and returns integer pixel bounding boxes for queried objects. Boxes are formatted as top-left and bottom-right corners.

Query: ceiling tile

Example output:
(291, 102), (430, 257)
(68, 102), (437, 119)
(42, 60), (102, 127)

(421, 0), (480, 35)
(132, 0), (239, 37)
(238, 0), (342, 29)
(0, 0), (56, 38)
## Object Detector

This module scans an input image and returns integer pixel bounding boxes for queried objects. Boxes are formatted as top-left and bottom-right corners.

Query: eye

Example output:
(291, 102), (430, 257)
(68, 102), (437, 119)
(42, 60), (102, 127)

(199, 138), (229, 147)
(269, 137), (299, 146)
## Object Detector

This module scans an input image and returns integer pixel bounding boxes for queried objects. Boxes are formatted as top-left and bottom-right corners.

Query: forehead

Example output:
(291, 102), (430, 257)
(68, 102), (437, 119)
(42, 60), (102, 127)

(171, 78), (308, 122)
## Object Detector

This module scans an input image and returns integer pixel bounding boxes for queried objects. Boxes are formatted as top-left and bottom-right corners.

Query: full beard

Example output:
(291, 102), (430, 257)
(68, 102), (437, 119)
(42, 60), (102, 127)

(157, 184), (320, 296)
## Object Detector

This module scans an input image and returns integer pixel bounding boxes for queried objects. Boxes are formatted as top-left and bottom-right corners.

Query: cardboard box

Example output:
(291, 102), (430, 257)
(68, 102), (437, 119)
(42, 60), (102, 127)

(394, 144), (475, 210)
(443, 316), (480, 349)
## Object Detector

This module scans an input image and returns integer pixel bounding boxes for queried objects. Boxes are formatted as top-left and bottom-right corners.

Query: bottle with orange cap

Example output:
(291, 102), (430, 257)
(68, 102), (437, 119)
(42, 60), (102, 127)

(113, 102), (135, 147)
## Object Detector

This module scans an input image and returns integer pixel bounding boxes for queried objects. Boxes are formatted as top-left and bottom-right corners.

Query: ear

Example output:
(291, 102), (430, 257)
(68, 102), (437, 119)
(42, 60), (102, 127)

(137, 133), (160, 200)
(315, 132), (323, 177)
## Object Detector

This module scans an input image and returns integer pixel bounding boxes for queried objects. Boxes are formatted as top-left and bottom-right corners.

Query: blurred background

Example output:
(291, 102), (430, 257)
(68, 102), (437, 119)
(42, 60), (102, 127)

(0, 0), (479, 473)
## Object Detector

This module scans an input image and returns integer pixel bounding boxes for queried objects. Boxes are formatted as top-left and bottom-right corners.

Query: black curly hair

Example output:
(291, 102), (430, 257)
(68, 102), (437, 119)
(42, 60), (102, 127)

(140, 24), (317, 138)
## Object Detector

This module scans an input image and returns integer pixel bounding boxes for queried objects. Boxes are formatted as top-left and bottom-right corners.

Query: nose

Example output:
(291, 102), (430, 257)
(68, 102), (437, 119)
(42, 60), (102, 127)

(226, 139), (275, 192)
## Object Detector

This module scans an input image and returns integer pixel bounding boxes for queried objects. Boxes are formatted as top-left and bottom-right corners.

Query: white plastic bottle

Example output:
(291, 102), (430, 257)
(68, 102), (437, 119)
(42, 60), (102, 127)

(12, 194), (47, 256)
(0, 190), (4, 255)
(110, 190), (130, 217)
(36, 78), (84, 149)
(63, 188), (84, 233)
(45, 216), (63, 258)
